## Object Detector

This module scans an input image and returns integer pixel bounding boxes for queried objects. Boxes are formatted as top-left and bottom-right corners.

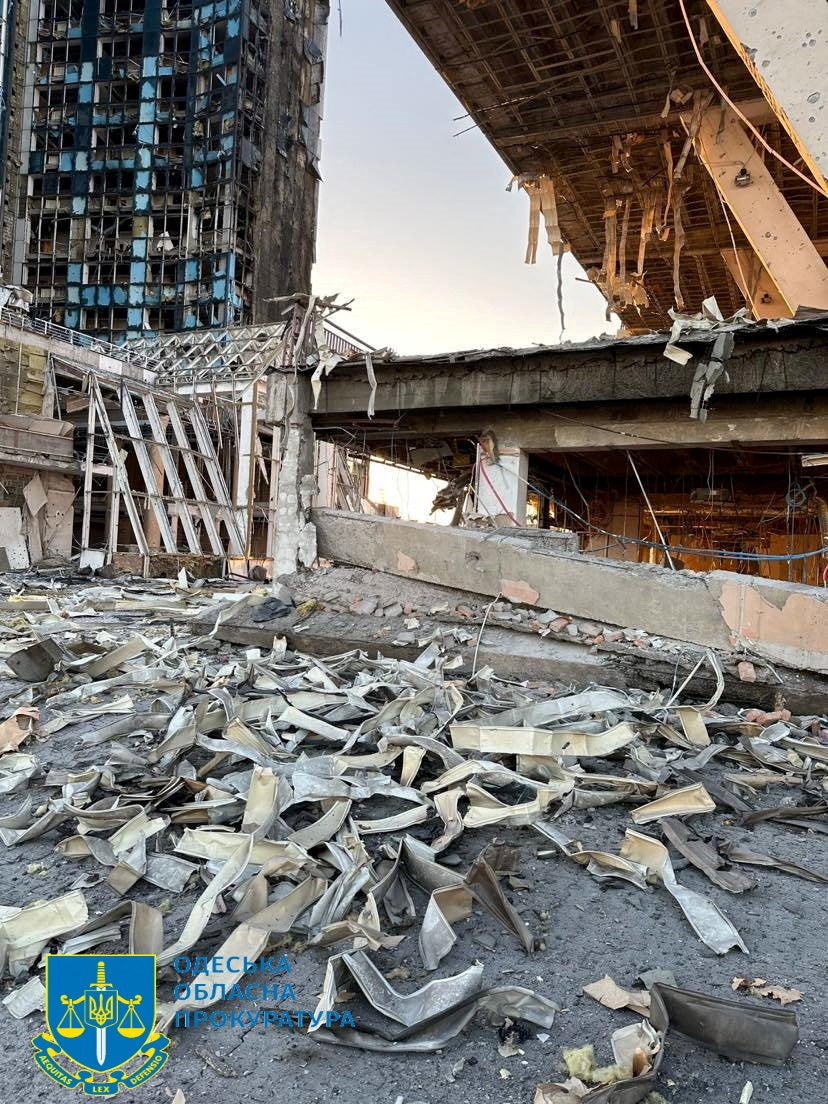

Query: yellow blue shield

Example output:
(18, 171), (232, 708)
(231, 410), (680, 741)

(33, 954), (170, 1095)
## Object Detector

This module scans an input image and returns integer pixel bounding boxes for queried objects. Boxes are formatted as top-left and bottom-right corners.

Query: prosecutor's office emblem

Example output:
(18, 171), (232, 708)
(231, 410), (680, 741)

(32, 955), (170, 1095)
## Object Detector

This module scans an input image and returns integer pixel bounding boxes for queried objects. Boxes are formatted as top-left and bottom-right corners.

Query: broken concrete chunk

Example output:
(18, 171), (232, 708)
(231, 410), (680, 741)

(500, 578), (540, 605)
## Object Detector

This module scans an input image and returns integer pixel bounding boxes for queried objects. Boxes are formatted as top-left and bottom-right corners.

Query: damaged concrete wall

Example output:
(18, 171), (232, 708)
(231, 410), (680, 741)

(0, 334), (46, 415)
(313, 510), (828, 675)
(708, 572), (828, 676)
(253, 1), (327, 320)
(0, 467), (73, 566)
(22, 470), (73, 561)
(316, 329), (828, 417)
(0, 334), (73, 562)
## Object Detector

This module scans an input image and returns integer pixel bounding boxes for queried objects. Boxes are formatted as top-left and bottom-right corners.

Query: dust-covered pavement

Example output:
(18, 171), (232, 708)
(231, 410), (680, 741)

(0, 571), (826, 1104)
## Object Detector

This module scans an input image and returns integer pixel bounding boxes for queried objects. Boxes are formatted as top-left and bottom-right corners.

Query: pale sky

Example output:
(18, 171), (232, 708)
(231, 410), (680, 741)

(312, 2), (616, 355)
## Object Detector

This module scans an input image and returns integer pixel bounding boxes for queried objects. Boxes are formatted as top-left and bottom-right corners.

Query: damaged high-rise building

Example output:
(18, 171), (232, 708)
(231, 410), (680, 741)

(0, 0), (327, 341)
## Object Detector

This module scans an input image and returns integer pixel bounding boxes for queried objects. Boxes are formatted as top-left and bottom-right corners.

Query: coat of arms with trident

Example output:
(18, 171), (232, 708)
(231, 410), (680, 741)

(57, 960), (145, 1067)
(33, 954), (170, 1095)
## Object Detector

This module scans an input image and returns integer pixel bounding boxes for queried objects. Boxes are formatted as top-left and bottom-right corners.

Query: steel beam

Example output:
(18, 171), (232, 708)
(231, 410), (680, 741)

(693, 106), (828, 315)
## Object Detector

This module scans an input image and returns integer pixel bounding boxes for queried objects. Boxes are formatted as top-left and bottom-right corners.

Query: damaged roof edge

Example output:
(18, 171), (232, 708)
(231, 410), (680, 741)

(364, 313), (828, 369)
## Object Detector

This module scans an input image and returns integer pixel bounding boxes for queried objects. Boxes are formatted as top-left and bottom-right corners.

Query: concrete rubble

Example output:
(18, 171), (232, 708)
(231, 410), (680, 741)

(0, 563), (825, 1101)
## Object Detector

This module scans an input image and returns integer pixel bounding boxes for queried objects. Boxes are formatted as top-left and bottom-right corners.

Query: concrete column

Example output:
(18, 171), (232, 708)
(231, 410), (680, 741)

(476, 444), (529, 525)
(312, 439), (338, 508)
(234, 380), (259, 554)
(273, 373), (318, 576)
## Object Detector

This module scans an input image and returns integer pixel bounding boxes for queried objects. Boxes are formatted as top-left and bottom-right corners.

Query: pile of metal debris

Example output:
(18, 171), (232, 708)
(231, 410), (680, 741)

(0, 567), (825, 1100)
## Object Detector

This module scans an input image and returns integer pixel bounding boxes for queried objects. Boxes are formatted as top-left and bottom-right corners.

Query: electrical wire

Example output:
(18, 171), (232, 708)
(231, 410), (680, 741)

(716, 187), (758, 316)
(332, 433), (825, 564)
(504, 463), (828, 563)
(677, 0), (828, 199)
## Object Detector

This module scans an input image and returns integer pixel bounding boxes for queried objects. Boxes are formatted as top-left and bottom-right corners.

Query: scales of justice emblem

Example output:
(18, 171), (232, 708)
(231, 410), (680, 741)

(32, 955), (171, 1095)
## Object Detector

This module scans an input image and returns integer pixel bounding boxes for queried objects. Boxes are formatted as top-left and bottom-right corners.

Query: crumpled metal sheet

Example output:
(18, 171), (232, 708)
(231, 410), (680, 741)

(720, 840), (828, 884)
(0, 890), (89, 975)
(649, 982), (798, 1065)
(154, 878), (323, 1031)
(630, 782), (716, 824)
(309, 950), (557, 1052)
(62, 900), (163, 956)
(578, 978), (797, 1103)
(0, 752), (39, 795)
(535, 821), (651, 892)
(463, 781), (566, 828)
(432, 787), (464, 852)
(157, 839), (252, 968)
(371, 840), (416, 927)
(620, 831), (748, 955)
(660, 818), (755, 893)
(451, 721), (639, 758)
(0, 571), (820, 1057)
(465, 852), (534, 954)
(419, 883), (472, 970)
(2, 975), (45, 1018)
(483, 689), (642, 728)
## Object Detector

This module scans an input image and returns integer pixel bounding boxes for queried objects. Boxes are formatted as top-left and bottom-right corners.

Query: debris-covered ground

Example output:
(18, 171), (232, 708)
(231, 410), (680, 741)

(0, 568), (826, 1104)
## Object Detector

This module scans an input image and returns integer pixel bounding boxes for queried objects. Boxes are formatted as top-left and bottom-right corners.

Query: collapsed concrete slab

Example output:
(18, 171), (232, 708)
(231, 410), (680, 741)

(707, 572), (828, 675)
(313, 510), (828, 675)
(194, 565), (827, 712)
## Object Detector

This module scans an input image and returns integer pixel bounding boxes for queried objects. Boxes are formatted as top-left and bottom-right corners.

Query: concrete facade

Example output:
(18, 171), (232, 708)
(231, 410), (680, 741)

(314, 322), (828, 419)
(5, 0), (327, 342)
